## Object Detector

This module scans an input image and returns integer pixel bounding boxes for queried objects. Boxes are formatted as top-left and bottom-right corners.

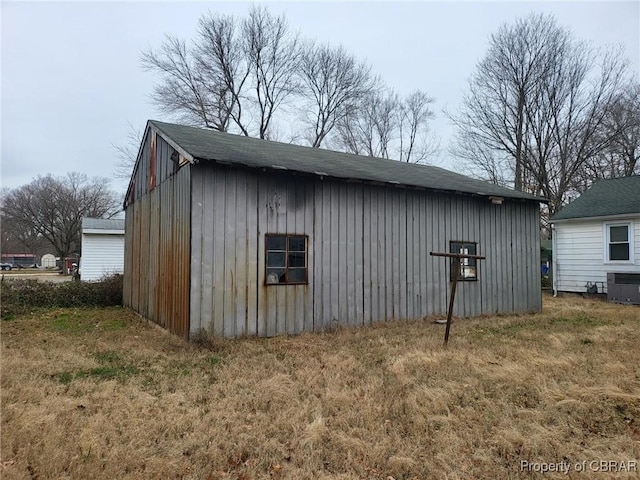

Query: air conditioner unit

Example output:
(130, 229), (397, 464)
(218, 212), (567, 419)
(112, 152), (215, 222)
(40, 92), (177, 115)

(607, 272), (640, 305)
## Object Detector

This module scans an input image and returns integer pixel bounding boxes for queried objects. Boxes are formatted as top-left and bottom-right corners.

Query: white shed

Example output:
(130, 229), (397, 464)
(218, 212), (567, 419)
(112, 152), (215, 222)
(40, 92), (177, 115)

(41, 254), (56, 268)
(81, 218), (125, 281)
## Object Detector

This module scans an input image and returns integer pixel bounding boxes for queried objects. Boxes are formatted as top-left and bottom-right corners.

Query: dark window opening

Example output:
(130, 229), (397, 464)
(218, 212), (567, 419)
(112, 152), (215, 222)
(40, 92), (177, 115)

(608, 225), (630, 261)
(450, 241), (478, 281)
(265, 234), (308, 285)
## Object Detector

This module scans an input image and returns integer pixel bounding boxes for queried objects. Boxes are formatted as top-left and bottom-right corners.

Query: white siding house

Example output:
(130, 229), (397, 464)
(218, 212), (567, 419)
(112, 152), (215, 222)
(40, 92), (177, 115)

(551, 176), (640, 295)
(81, 218), (125, 281)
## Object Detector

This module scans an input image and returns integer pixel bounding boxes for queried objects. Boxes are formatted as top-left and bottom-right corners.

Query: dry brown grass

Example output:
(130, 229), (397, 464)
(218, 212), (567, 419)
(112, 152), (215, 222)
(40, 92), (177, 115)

(2, 296), (639, 479)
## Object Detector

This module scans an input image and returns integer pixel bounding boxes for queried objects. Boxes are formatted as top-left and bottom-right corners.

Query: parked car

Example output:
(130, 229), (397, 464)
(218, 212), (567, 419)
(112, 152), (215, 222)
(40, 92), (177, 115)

(0, 263), (12, 271)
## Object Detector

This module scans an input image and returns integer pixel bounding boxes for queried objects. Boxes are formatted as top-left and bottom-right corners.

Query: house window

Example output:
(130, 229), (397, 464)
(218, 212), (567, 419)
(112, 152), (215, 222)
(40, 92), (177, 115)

(265, 234), (308, 284)
(450, 241), (478, 281)
(606, 223), (631, 262)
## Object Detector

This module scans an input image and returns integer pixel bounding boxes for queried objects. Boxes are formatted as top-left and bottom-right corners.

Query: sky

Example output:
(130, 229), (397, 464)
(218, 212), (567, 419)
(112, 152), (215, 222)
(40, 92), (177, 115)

(2, 1), (639, 196)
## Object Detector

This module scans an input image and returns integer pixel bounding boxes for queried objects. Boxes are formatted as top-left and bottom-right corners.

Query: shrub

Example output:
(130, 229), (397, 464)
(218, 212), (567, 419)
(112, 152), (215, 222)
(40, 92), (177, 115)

(1, 274), (123, 319)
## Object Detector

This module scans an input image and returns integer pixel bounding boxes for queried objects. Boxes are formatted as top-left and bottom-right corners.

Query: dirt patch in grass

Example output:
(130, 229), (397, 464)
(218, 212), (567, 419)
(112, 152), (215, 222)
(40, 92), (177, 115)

(2, 297), (639, 479)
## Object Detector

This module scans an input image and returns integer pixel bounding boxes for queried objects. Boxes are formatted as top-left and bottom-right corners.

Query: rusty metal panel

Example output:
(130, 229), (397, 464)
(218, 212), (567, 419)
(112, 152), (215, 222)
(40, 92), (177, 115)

(149, 133), (156, 191)
(171, 170), (191, 338)
(139, 193), (151, 318)
(123, 206), (133, 306)
(147, 188), (159, 322)
(131, 200), (141, 311)
(159, 176), (173, 331)
(123, 126), (191, 339)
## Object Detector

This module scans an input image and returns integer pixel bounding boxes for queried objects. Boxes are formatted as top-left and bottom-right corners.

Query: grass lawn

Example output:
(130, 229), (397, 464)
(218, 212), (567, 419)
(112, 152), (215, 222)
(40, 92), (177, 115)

(1, 295), (639, 479)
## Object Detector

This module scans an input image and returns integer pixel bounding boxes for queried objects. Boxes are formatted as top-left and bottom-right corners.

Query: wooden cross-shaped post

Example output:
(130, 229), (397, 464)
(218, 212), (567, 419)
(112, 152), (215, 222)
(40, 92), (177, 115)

(430, 251), (486, 346)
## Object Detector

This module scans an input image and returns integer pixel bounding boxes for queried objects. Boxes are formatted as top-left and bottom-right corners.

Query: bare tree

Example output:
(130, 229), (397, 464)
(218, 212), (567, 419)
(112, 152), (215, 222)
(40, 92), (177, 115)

(591, 82), (640, 177)
(140, 5), (438, 159)
(450, 13), (631, 215)
(450, 134), (512, 186)
(336, 91), (395, 158)
(539, 45), (627, 213)
(0, 174), (120, 260)
(611, 82), (640, 175)
(112, 122), (144, 181)
(398, 90), (437, 162)
(196, 12), (250, 135)
(141, 35), (224, 129)
(0, 209), (50, 259)
(337, 89), (437, 163)
(299, 42), (376, 147)
(449, 14), (565, 191)
(242, 5), (301, 139)
(142, 6), (300, 139)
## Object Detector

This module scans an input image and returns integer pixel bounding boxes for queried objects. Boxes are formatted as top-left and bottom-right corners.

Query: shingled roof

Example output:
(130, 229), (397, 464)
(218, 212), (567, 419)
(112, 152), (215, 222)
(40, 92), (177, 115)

(82, 217), (125, 232)
(551, 176), (640, 221)
(150, 120), (543, 202)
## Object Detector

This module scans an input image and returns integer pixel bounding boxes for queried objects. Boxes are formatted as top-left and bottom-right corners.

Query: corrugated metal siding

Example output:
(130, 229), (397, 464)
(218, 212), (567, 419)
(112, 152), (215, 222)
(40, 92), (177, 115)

(190, 164), (541, 338)
(124, 130), (191, 338)
(80, 233), (125, 281)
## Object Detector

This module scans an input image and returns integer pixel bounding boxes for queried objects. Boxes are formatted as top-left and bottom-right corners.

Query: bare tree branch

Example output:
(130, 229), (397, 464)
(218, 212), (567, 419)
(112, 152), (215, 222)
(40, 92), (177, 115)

(298, 42), (376, 147)
(337, 89), (438, 163)
(196, 11), (250, 135)
(141, 35), (220, 128)
(112, 122), (144, 181)
(1, 174), (120, 260)
(449, 13), (632, 216)
(243, 5), (301, 139)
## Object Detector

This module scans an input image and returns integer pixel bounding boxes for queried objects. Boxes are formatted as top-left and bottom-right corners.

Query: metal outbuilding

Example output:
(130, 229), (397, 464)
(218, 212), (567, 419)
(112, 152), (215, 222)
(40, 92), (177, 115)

(124, 120), (544, 339)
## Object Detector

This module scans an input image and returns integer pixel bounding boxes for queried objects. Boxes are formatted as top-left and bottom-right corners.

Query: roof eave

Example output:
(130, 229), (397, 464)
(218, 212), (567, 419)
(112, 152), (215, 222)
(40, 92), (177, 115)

(551, 212), (640, 223)
(195, 156), (545, 203)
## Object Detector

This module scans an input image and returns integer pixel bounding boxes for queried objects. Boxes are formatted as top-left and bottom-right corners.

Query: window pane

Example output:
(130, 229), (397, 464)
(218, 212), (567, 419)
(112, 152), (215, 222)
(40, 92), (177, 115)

(288, 236), (306, 252)
(610, 243), (630, 261)
(266, 236), (286, 251)
(461, 266), (477, 278)
(450, 241), (478, 281)
(610, 226), (628, 243)
(266, 268), (286, 284)
(288, 252), (305, 267)
(288, 268), (307, 283)
(267, 252), (286, 267)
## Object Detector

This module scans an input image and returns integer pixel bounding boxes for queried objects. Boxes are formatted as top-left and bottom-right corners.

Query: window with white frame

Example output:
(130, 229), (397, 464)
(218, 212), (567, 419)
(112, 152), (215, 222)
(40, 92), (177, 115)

(605, 223), (632, 262)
